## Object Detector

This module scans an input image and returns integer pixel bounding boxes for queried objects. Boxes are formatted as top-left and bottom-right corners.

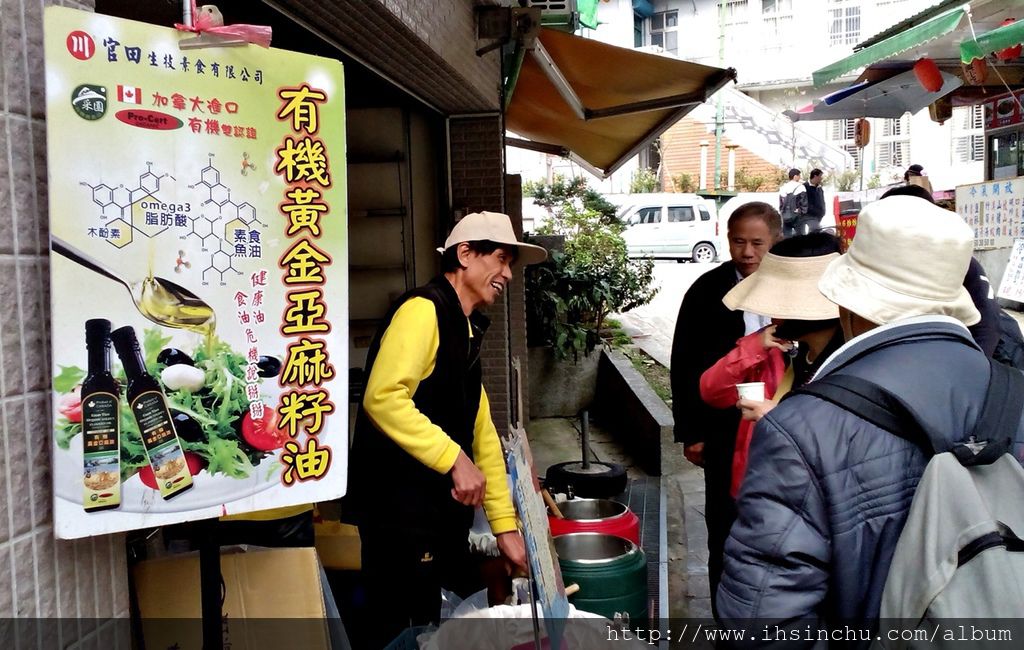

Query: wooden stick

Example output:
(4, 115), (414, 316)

(565, 583), (580, 596)
(542, 489), (564, 519)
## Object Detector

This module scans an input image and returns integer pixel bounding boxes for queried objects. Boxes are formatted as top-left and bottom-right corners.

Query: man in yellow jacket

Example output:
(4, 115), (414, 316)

(347, 211), (546, 645)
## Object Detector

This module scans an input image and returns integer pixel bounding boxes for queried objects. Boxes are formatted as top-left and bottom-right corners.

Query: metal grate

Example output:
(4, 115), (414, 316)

(617, 477), (661, 623)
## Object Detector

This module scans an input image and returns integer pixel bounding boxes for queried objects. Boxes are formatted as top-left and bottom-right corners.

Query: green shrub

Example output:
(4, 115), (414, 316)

(525, 180), (657, 361)
(630, 168), (660, 193)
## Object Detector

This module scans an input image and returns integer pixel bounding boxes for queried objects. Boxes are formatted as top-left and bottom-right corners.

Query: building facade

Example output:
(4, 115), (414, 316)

(660, 0), (984, 190)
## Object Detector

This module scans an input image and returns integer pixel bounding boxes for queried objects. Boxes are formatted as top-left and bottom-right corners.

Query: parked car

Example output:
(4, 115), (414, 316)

(619, 193), (721, 263)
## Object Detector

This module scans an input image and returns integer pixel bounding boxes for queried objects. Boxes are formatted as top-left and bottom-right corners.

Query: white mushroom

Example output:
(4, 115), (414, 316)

(161, 364), (206, 393)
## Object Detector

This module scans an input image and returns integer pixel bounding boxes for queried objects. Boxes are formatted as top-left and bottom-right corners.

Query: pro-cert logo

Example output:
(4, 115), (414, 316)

(66, 30), (95, 60)
(71, 84), (107, 121)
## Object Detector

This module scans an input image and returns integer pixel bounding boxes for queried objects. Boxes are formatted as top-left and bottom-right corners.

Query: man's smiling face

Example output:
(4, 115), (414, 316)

(460, 245), (515, 308)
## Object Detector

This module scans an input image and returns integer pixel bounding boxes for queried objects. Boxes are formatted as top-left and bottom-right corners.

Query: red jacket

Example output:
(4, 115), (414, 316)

(699, 331), (786, 497)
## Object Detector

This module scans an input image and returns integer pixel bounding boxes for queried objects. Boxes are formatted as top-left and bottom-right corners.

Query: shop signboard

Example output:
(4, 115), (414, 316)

(955, 177), (1024, 251)
(983, 90), (1024, 131)
(998, 239), (1024, 303)
(44, 7), (348, 539)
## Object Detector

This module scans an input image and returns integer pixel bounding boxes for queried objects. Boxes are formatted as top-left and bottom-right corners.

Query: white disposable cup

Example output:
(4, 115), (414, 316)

(736, 382), (766, 402)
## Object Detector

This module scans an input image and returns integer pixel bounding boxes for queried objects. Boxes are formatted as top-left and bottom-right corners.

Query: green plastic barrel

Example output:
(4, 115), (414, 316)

(554, 533), (647, 621)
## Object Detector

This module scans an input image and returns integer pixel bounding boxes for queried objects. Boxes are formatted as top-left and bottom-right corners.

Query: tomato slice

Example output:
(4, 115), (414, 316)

(240, 408), (285, 451)
(137, 452), (205, 490)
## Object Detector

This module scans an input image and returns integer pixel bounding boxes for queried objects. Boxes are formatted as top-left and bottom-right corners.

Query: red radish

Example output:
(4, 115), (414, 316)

(240, 409), (285, 451)
(58, 386), (82, 423)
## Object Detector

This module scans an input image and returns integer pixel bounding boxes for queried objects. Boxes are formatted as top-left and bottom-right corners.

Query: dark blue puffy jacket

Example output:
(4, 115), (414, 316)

(717, 317), (1024, 638)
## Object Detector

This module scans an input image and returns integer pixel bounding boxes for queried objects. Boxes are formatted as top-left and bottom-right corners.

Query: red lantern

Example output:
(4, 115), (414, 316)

(914, 58), (943, 92)
(997, 18), (1023, 61)
(963, 57), (989, 85)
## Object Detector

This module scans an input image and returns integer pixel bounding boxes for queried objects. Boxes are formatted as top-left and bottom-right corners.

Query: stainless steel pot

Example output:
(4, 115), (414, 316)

(553, 532), (639, 565)
(556, 498), (629, 522)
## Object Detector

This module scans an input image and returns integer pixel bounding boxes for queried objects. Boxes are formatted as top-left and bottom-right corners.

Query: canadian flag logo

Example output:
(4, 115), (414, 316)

(117, 85), (141, 104)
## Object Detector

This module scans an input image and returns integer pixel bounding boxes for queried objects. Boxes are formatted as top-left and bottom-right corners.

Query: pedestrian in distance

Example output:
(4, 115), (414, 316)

(779, 168), (808, 238)
(346, 211), (546, 648)
(801, 168), (826, 235)
(670, 201), (783, 619)
(904, 162), (934, 195)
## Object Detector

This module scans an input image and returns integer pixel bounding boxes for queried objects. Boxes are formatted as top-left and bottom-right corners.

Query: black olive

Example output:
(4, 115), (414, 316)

(170, 410), (204, 443)
(257, 355), (281, 377)
(158, 348), (194, 367)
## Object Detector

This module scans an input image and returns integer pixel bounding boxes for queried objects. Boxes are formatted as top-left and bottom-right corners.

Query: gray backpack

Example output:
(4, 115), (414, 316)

(795, 359), (1024, 641)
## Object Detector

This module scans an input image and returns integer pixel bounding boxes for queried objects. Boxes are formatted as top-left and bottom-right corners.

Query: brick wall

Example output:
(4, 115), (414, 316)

(281, 0), (500, 113)
(448, 116), (513, 432)
(659, 117), (782, 192)
(2, 0), (130, 633)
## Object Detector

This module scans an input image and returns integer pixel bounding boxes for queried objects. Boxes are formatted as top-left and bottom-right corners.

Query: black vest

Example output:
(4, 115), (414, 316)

(347, 276), (489, 535)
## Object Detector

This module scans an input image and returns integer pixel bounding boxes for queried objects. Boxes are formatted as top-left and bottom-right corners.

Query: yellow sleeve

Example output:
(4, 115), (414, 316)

(361, 297), (463, 474)
(474, 388), (517, 534)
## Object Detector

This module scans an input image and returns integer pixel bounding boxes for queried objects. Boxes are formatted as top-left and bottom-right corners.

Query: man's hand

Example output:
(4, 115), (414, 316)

(496, 531), (528, 576)
(760, 324), (794, 352)
(684, 442), (705, 467)
(450, 450), (486, 506)
(737, 398), (775, 422)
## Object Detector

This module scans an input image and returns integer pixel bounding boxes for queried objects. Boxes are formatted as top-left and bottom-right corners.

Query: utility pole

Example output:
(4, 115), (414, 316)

(714, 1), (726, 192)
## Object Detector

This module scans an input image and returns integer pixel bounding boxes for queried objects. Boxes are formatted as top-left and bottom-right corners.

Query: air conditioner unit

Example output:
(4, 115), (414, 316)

(531, 0), (579, 32)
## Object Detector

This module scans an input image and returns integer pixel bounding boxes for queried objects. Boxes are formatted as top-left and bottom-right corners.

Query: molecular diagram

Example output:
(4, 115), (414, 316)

(187, 155), (267, 284)
(80, 156), (267, 286)
(81, 163), (174, 247)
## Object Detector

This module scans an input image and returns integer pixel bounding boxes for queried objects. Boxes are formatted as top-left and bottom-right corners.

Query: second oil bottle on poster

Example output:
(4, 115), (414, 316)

(111, 325), (194, 500)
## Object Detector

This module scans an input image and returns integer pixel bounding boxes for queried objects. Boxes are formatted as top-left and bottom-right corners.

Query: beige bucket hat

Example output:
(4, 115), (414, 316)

(723, 252), (841, 320)
(818, 195), (980, 326)
(437, 211), (548, 265)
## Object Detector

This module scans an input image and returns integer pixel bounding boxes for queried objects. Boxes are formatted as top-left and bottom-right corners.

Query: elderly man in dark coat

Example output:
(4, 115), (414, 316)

(670, 201), (782, 617)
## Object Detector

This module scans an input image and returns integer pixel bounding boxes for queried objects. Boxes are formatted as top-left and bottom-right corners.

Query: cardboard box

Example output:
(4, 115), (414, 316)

(315, 521), (361, 571)
(134, 546), (330, 649)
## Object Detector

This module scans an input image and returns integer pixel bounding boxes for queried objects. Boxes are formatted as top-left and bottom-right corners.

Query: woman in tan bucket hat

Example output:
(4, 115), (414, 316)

(700, 232), (845, 497)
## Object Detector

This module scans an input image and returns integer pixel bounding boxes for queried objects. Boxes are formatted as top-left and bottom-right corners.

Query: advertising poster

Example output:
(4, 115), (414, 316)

(956, 177), (1024, 250)
(44, 7), (348, 539)
(508, 434), (569, 649)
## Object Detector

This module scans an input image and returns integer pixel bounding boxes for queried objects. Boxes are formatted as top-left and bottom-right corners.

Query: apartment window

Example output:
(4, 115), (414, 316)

(649, 10), (678, 54)
(634, 12), (644, 48)
(830, 119), (862, 169)
(875, 115), (911, 169)
(762, 0), (794, 51)
(639, 141), (661, 173)
(723, 1), (749, 52)
(953, 105), (985, 163)
(829, 0), (861, 46)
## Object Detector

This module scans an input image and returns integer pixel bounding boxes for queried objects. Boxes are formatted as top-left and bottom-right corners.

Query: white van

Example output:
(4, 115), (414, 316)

(619, 193), (721, 263)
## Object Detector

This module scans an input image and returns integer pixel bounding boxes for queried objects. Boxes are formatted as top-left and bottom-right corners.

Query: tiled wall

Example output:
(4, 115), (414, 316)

(2, 0), (130, 634)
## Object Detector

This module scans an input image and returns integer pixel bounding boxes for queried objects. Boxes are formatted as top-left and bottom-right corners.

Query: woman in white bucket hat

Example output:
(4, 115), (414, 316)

(700, 232), (844, 497)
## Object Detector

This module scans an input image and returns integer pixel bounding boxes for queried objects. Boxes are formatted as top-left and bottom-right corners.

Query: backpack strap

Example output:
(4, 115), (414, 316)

(786, 373), (933, 454)
(953, 360), (1024, 466)
(788, 359), (1024, 466)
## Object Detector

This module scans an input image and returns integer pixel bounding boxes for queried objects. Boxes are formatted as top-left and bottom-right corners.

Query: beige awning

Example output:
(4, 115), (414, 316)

(506, 28), (735, 179)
